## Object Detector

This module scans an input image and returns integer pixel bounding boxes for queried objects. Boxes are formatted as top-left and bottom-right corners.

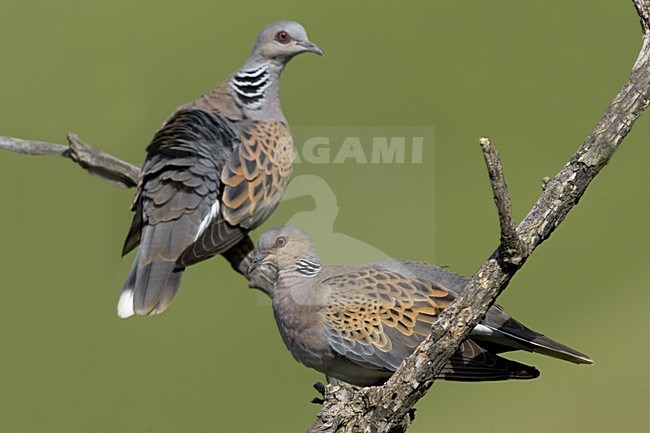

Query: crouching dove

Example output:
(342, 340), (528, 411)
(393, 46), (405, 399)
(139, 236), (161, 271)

(247, 226), (592, 386)
(118, 22), (323, 318)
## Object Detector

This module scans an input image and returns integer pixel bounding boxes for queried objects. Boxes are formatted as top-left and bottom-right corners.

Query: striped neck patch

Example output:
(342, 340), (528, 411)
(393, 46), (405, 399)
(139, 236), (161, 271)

(294, 258), (322, 277)
(230, 64), (271, 109)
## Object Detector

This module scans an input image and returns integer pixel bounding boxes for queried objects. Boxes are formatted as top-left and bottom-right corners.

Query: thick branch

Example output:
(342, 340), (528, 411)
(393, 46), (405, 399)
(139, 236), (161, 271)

(633, 0), (650, 32)
(309, 5), (650, 433)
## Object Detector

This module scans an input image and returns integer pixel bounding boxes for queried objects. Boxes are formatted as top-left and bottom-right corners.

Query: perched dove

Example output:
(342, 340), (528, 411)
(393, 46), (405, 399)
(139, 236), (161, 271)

(118, 22), (323, 318)
(247, 226), (593, 386)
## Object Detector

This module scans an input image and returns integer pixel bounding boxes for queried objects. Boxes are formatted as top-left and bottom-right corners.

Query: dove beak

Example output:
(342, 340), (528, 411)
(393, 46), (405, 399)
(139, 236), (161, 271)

(298, 40), (324, 56)
(246, 252), (270, 276)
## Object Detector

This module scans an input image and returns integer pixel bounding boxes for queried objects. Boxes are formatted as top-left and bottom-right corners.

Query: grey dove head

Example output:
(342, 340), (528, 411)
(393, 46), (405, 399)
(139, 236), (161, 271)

(249, 21), (323, 64)
(246, 225), (320, 275)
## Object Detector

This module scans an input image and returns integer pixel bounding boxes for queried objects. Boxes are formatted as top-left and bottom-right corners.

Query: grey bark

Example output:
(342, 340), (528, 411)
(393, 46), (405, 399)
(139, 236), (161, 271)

(0, 1), (648, 431)
(0, 133), (139, 188)
(307, 1), (650, 432)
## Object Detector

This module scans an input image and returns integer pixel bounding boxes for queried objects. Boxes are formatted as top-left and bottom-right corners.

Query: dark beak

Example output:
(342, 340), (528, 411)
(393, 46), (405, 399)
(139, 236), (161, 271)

(246, 252), (270, 276)
(298, 40), (324, 56)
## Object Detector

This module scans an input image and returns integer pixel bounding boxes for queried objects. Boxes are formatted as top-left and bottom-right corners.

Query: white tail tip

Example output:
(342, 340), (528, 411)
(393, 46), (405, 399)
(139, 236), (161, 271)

(117, 289), (135, 319)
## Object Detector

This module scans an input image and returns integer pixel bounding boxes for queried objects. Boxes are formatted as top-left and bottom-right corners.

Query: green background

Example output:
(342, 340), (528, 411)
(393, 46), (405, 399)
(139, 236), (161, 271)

(1, 1), (648, 432)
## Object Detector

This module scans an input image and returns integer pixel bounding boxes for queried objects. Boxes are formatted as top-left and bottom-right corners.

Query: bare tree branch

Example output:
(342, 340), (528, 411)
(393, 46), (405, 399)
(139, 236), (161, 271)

(308, 2), (650, 432)
(479, 137), (522, 267)
(1, 2), (648, 432)
(634, 0), (650, 32)
(0, 134), (139, 188)
(0, 135), (68, 156)
(0, 133), (276, 293)
(65, 133), (140, 188)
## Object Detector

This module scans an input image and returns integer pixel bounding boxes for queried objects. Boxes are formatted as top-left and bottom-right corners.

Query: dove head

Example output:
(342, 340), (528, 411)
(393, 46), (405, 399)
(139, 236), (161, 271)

(249, 21), (323, 65)
(247, 225), (321, 275)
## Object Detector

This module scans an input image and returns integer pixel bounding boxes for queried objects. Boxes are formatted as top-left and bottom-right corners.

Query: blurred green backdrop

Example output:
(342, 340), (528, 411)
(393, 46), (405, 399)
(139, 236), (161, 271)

(1, 1), (649, 432)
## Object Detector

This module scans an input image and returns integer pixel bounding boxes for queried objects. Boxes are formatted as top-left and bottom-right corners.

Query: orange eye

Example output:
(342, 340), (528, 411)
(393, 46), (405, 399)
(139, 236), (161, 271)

(274, 236), (287, 248)
(275, 31), (290, 44)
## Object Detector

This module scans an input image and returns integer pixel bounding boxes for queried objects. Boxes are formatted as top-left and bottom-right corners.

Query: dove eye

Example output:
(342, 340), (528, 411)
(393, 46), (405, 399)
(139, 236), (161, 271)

(274, 236), (288, 248)
(275, 31), (291, 44)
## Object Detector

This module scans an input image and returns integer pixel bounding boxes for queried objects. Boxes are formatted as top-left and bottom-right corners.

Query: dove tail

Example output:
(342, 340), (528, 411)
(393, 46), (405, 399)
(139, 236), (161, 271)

(436, 339), (541, 382)
(473, 322), (594, 365)
(118, 251), (184, 318)
(521, 334), (593, 365)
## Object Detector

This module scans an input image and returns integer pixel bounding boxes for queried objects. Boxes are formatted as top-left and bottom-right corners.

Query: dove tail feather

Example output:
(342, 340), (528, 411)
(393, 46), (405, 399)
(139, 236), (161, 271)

(507, 332), (593, 365)
(473, 320), (594, 365)
(437, 339), (540, 381)
(118, 250), (184, 318)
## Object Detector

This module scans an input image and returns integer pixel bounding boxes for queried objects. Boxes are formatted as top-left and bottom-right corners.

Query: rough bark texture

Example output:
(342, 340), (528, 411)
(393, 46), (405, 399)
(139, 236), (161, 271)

(0, 2), (648, 431)
(307, 2), (650, 432)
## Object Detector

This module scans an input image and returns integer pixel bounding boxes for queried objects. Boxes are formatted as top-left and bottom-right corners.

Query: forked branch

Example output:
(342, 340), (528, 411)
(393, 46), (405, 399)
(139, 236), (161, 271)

(308, 2), (650, 432)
